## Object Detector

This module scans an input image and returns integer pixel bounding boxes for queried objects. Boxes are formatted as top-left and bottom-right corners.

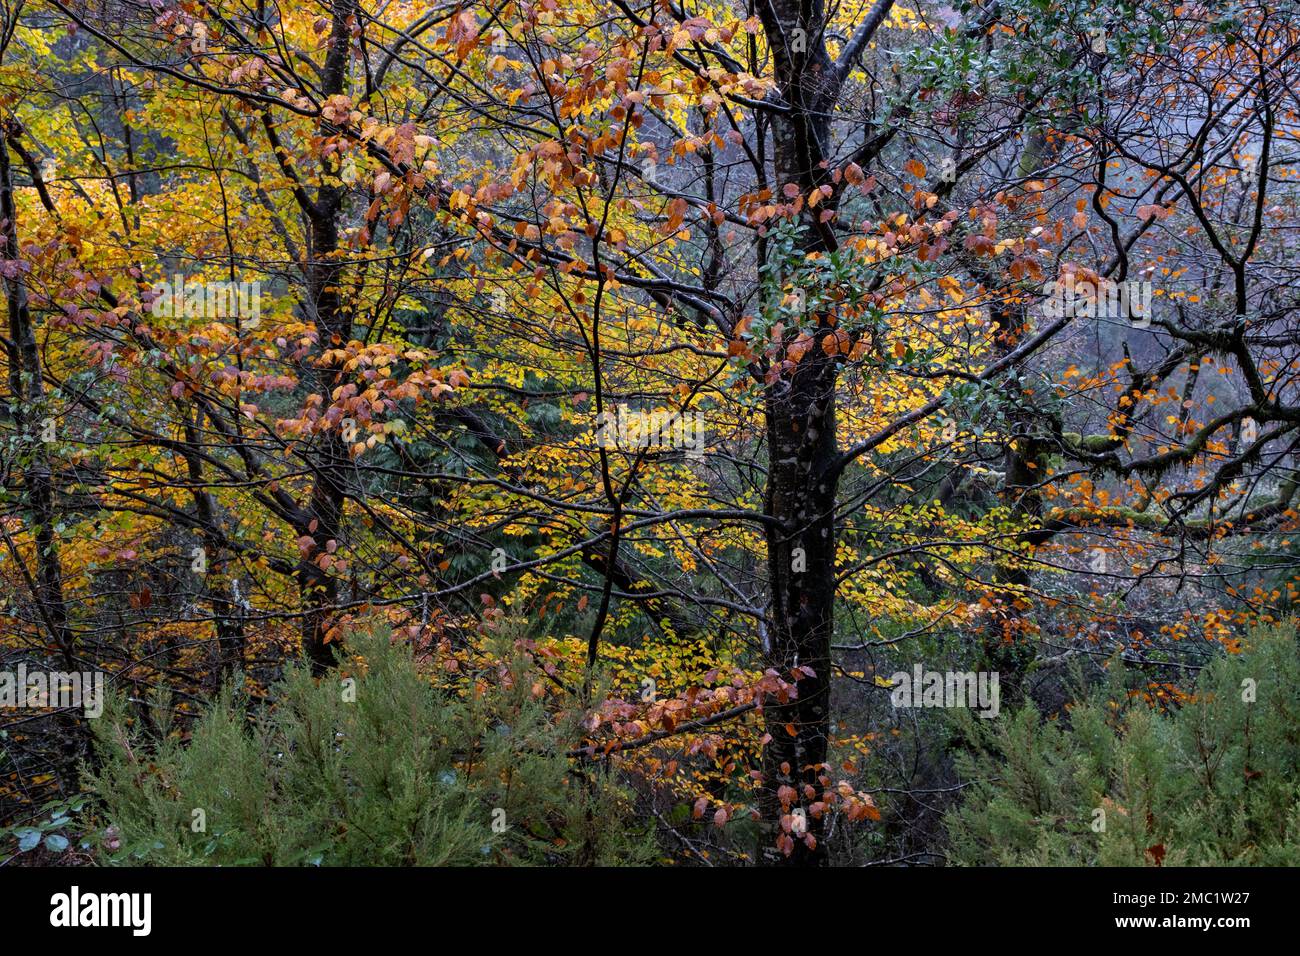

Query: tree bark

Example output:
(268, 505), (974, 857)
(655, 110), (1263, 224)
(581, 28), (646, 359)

(291, 0), (354, 674)
(754, 0), (845, 865)
(1, 117), (85, 787)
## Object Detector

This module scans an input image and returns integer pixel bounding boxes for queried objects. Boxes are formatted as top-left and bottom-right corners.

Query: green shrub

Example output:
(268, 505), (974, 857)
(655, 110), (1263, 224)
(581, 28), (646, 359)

(85, 629), (651, 866)
(946, 623), (1300, 865)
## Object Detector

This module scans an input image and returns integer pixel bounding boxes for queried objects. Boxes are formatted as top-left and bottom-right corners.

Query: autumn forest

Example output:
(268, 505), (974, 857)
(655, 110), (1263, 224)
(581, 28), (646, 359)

(2, 0), (1300, 873)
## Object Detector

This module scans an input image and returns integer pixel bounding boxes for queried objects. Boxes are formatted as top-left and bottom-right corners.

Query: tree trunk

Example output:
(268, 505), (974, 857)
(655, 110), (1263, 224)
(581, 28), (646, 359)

(761, 363), (839, 864)
(1, 118), (85, 788)
(294, 0), (353, 674)
(755, 0), (843, 865)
